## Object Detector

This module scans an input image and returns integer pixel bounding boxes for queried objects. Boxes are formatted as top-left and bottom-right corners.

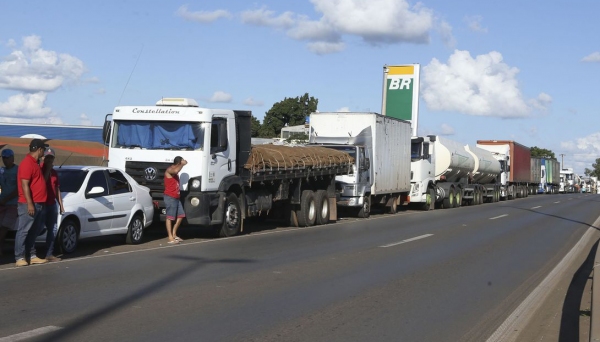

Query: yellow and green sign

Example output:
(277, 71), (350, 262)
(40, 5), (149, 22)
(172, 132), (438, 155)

(382, 64), (420, 136)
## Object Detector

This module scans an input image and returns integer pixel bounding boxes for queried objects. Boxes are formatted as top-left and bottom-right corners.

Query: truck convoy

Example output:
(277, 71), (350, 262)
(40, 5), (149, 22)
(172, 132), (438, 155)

(102, 97), (568, 235)
(102, 98), (354, 236)
(308, 112), (412, 218)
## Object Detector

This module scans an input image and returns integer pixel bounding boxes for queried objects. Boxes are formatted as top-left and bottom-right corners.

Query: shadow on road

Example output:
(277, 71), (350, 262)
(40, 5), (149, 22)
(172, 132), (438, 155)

(38, 255), (255, 341)
(558, 240), (598, 342)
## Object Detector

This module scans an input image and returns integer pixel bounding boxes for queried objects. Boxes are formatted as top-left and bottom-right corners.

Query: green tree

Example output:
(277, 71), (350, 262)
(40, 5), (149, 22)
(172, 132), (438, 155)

(584, 158), (600, 177)
(258, 93), (318, 138)
(530, 146), (555, 159)
(250, 115), (261, 137)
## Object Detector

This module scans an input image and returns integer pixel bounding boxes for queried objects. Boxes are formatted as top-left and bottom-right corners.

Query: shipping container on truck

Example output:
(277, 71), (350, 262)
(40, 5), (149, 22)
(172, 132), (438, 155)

(531, 157), (542, 195)
(477, 140), (532, 200)
(309, 112), (412, 217)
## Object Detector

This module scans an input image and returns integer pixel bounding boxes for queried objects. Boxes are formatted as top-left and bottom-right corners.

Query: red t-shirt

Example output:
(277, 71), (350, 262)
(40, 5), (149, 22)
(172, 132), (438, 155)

(41, 163), (59, 205)
(18, 154), (47, 204)
(164, 174), (180, 199)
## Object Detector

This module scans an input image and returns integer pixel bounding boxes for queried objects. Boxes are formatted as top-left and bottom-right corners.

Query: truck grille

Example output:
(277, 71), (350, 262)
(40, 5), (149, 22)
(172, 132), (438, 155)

(125, 161), (171, 202)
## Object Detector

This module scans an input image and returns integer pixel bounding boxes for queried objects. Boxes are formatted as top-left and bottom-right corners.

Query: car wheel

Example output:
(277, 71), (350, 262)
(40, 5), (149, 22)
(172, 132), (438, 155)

(126, 214), (144, 244)
(57, 218), (79, 254)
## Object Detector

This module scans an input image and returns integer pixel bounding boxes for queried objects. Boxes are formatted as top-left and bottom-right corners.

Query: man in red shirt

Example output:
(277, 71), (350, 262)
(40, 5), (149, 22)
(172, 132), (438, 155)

(164, 156), (187, 244)
(15, 139), (49, 267)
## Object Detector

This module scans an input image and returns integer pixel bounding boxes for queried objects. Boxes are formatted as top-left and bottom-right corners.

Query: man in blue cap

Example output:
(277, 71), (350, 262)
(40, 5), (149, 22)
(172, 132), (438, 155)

(0, 149), (18, 255)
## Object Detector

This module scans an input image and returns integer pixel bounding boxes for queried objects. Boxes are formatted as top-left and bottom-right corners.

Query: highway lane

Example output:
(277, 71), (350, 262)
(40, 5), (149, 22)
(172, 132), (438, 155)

(0, 193), (598, 341)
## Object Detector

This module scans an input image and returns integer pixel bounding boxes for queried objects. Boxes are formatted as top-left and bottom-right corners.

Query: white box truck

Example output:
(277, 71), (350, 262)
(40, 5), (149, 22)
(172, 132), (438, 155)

(309, 112), (412, 217)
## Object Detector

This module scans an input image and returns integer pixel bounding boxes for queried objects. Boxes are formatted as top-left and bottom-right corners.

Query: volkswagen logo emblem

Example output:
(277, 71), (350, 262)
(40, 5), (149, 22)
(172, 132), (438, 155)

(144, 167), (157, 181)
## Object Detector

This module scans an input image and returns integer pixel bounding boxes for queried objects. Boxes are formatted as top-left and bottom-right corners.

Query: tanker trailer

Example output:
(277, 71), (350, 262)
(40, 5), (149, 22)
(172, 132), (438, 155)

(411, 135), (476, 209)
(464, 145), (502, 203)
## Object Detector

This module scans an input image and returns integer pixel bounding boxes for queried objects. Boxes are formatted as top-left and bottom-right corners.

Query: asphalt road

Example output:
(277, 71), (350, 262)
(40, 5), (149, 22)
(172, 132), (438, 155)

(0, 193), (598, 341)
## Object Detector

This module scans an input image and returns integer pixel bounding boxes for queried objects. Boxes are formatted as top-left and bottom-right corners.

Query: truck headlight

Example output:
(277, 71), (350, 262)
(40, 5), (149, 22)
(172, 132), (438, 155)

(190, 197), (200, 206)
(189, 177), (201, 189)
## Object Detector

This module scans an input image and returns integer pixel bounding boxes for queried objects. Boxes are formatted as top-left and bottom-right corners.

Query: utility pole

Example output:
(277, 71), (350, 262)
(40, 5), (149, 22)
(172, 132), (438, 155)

(560, 153), (566, 170)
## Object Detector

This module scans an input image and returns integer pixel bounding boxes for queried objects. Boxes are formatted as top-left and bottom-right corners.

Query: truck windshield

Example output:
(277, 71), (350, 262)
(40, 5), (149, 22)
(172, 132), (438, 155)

(411, 142), (422, 161)
(112, 120), (204, 150)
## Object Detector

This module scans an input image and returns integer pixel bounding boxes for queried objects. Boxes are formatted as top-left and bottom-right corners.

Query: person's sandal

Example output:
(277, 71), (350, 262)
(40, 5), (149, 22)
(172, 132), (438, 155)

(174, 236), (184, 242)
(167, 240), (179, 244)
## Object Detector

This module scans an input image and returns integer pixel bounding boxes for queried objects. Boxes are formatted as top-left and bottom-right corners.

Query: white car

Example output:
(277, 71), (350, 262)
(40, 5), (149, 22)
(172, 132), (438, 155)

(44, 166), (154, 254)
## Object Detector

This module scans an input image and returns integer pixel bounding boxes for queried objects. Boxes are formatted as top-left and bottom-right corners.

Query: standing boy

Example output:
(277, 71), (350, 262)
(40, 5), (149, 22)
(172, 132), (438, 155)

(15, 139), (48, 266)
(42, 148), (64, 262)
(164, 156), (187, 244)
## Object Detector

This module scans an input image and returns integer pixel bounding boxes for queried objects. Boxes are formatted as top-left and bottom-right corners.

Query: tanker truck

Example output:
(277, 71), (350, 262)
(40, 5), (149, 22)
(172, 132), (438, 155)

(103, 98), (355, 236)
(410, 135), (503, 210)
(308, 112), (412, 218)
(477, 140), (532, 199)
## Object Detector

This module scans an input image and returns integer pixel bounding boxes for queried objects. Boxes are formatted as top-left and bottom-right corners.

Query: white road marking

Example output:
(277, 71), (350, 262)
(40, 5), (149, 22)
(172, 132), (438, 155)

(531, 206), (542, 209)
(379, 234), (433, 248)
(490, 214), (508, 220)
(0, 326), (62, 342)
(554, 201), (560, 204)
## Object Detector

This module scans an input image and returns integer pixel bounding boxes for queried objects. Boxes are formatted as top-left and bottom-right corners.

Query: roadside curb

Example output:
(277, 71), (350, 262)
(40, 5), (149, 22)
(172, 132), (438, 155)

(591, 240), (600, 341)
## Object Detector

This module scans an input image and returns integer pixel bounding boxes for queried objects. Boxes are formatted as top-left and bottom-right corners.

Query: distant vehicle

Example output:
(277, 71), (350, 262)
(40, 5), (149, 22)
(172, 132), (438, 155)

(41, 166), (154, 253)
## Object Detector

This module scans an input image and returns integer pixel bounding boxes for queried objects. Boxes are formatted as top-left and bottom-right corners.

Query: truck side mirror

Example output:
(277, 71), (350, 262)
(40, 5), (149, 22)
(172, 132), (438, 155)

(102, 115), (112, 146)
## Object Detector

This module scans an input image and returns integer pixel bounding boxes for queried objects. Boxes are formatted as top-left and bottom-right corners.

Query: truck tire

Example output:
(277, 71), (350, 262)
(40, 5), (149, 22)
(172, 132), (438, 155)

(357, 195), (371, 218)
(387, 195), (398, 214)
(297, 190), (316, 227)
(219, 193), (242, 237)
(314, 190), (330, 225)
(420, 188), (435, 211)
(454, 189), (462, 208)
(443, 188), (455, 209)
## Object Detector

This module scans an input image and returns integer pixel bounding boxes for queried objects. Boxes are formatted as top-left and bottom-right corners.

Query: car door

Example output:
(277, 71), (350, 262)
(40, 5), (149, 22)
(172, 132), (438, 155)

(108, 169), (134, 231)
(82, 170), (114, 233)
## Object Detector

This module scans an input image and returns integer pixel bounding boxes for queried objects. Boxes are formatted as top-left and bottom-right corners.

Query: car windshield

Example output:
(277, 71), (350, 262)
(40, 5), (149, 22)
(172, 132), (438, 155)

(112, 120), (205, 150)
(57, 169), (88, 193)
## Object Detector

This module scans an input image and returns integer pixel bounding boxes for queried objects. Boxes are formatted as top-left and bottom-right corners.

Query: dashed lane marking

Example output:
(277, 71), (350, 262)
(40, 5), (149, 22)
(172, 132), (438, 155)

(554, 201), (560, 204)
(490, 214), (508, 220)
(531, 206), (542, 209)
(379, 234), (434, 248)
(0, 326), (62, 342)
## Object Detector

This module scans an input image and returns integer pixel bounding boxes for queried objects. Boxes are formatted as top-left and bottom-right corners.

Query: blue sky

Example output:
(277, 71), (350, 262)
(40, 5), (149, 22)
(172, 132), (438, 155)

(1, 0), (599, 175)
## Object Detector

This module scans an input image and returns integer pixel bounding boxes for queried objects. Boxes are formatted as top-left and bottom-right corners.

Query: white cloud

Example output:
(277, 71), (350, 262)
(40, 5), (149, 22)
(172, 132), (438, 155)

(243, 97), (264, 106)
(307, 41), (346, 54)
(238, 0), (435, 54)
(79, 113), (93, 126)
(440, 123), (455, 135)
(422, 50), (552, 118)
(437, 20), (455, 48)
(582, 52), (600, 63)
(95, 88), (106, 95)
(336, 106), (351, 112)
(560, 132), (600, 173)
(241, 7), (296, 29)
(0, 92), (63, 123)
(465, 15), (488, 33)
(0, 35), (86, 92)
(176, 5), (232, 23)
(209, 91), (232, 103)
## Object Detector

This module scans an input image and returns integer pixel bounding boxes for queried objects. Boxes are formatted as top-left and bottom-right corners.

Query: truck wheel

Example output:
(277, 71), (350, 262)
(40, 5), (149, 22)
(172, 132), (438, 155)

(357, 195), (371, 218)
(420, 188), (435, 211)
(387, 195), (398, 214)
(219, 193), (241, 237)
(297, 190), (316, 227)
(454, 190), (462, 208)
(314, 190), (330, 225)
(443, 188), (455, 209)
